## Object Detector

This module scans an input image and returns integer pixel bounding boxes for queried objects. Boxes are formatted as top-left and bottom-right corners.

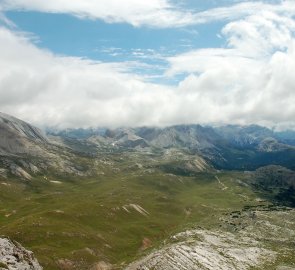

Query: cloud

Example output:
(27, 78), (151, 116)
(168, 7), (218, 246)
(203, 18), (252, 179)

(0, 0), (195, 28)
(1, 1), (295, 129)
(165, 9), (295, 128)
(0, 26), (177, 128)
(1, 0), (295, 28)
(0, 10), (16, 27)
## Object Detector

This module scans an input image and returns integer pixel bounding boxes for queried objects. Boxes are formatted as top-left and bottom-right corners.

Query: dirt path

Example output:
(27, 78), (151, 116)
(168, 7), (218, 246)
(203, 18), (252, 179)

(215, 175), (228, 190)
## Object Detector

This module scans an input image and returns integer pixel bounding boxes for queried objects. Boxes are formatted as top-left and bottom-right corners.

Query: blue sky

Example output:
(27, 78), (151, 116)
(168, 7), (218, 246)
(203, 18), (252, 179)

(5, 9), (224, 84)
(0, 0), (295, 129)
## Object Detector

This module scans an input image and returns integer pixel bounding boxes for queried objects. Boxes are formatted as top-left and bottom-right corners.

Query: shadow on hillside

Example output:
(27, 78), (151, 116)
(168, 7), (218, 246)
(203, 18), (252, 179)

(251, 165), (295, 208)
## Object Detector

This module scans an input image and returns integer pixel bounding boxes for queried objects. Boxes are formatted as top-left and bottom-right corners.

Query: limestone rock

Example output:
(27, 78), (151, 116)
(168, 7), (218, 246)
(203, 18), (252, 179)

(0, 237), (42, 270)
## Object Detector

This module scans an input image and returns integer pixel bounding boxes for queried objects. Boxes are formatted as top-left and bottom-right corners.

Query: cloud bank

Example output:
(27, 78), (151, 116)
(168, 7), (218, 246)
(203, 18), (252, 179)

(0, 1), (295, 129)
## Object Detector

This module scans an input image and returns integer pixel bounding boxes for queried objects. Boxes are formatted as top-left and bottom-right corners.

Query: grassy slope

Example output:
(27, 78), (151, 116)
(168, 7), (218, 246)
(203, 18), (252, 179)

(0, 149), (291, 270)
(0, 152), (293, 269)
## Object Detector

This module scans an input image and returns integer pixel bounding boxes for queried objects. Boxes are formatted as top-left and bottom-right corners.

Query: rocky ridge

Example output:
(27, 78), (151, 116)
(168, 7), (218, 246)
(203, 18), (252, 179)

(0, 112), (47, 156)
(0, 113), (92, 180)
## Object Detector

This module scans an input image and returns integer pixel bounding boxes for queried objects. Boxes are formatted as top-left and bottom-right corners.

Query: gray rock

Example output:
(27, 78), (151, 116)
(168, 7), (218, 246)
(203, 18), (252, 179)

(9, 164), (32, 180)
(0, 112), (48, 156)
(0, 237), (42, 270)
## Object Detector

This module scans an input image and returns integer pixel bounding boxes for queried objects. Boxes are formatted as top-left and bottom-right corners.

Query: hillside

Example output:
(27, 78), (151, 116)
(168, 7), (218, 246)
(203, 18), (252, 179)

(0, 113), (294, 269)
(0, 113), (92, 180)
(0, 112), (48, 156)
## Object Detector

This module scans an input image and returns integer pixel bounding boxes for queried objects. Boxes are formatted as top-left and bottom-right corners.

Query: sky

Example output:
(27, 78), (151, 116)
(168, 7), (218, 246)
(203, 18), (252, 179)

(0, 0), (295, 129)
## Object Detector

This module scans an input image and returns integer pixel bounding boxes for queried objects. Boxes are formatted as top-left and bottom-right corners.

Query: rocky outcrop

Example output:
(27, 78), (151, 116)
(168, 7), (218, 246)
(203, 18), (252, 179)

(125, 229), (275, 270)
(0, 113), (91, 179)
(0, 113), (47, 143)
(0, 112), (48, 156)
(9, 164), (32, 180)
(126, 207), (295, 270)
(0, 237), (42, 269)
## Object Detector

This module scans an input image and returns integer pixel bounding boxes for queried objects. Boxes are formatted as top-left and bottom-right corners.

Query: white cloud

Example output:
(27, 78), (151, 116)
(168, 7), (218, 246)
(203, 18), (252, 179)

(0, 10), (16, 27)
(1, 2), (295, 129)
(0, 0), (195, 28)
(0, 26), (178, 128)
(1, 0), (295, 28)
(165, 9), (295, 128)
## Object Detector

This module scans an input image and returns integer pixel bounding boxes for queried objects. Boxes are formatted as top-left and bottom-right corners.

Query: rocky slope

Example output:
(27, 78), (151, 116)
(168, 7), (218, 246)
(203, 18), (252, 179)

(0, 238), (42, 270)
(0, 112), (48, 156)
(126, 207), (295, 270)
(0, 113), (91, 180)
(126, 229), (275, 270)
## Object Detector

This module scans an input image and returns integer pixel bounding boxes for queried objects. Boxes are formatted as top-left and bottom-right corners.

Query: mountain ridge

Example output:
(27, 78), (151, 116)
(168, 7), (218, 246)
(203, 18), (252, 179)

(48, 122), (295, 171)
(1, 112), (295, 269)
(2, 112), (295, 174)
(0, 112), (48, 156)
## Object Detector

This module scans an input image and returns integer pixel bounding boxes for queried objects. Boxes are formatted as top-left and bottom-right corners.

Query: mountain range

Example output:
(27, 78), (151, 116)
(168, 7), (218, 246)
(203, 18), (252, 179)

(49, 120), (295, 171)
(0, 112), (295, 270)
(2, 111), (295, 179)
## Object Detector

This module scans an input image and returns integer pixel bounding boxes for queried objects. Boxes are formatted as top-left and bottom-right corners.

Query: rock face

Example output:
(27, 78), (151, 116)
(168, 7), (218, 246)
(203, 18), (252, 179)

(0, 112), (48, 156)
(126, 208), (295, 270)
(0, 238), (42, 270)
(125, 229), (275, 270)
(0, 113), (90, 179)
